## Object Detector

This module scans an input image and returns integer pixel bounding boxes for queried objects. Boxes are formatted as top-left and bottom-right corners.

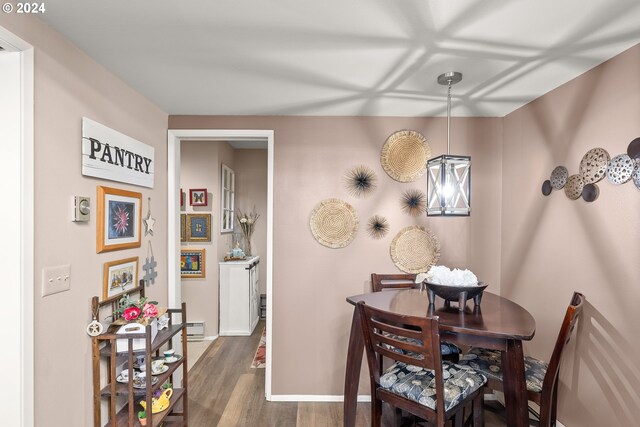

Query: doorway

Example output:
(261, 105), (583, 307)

(167, 129), (274, 399)
(0, 26), (34, 426)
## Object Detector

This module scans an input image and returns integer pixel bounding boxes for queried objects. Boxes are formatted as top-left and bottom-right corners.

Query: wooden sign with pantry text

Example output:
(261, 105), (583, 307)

(82, 117), (155, 188)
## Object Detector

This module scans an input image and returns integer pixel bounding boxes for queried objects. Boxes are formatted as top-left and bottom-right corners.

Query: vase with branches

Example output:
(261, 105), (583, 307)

(236, 207), (260, 256)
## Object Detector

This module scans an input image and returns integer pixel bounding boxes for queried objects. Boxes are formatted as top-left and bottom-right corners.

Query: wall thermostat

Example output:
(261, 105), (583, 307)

(72, 196), (90, 222)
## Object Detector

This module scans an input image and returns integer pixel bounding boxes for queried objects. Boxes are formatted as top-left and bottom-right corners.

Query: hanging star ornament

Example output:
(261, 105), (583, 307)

(143, 255), (158, 285)
(143, 197), (156, 236)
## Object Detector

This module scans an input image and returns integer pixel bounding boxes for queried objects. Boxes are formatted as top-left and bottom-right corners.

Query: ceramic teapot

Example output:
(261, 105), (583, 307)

(139, 388), (172, 414)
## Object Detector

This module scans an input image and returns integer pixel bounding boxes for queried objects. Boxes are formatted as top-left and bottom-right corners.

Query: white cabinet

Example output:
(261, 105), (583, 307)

(219, 256), (260, 336)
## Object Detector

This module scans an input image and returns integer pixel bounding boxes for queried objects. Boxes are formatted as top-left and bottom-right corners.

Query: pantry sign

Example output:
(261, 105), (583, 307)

(82, 117), (155, 188)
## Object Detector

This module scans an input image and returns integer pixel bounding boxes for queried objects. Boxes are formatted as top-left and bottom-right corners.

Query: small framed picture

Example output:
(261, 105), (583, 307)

(103, 257), (139, 301)
(180, 188), (184, 208)
(187, 214), (211, 242)
(189, 188), (208, 206)
(97, 186), (142, 253)
(181, 249), (205, 278)
(180, 214), (187, 242)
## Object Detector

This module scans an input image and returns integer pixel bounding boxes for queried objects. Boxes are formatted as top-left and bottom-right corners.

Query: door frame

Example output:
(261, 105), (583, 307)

(167, 129), (274, 399)
(0, 25), (35, 427)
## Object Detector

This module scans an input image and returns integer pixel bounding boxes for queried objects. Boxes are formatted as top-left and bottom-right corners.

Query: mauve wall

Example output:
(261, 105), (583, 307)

(0, 14), (168, 427)
(235, 149), (268, 294)
(501, 44), (640, 426)
(169, 115), (503, 395)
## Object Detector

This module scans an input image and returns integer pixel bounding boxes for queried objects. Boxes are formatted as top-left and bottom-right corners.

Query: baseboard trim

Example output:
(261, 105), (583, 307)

(203, 335), (218, 341)
(269, 395), (371, 403)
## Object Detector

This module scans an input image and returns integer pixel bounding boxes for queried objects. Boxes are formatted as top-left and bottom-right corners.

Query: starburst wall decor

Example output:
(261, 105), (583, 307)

(401, 189), (427, 216)
(367, 215), (389, 239)
(344, 165), (377, 198)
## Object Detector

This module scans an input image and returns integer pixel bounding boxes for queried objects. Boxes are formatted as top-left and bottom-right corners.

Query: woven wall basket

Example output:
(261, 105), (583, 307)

(390, 226), (440, 273)
(380, 130), (431, 182)
(309, 198), (359, 248)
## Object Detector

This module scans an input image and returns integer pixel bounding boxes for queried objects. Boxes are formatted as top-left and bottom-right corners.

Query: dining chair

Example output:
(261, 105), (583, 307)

(371, 273), (461, 361)
(357, 301), (487, 427)
(458, 291), (585, 427)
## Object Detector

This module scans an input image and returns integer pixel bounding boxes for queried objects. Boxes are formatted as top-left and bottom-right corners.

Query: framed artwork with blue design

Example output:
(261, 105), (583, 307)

(189, 188), (208, 206)
(97, 186), (142, 253)
(187, 213), (211, 242)
(181, 248), (205, 278)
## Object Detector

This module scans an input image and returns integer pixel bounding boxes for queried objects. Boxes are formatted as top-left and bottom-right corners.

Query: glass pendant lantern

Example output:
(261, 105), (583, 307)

(427, 71), (471, 216)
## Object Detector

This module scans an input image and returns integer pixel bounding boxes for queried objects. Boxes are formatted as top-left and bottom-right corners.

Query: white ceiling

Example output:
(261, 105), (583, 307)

(40, 0), (640, 117)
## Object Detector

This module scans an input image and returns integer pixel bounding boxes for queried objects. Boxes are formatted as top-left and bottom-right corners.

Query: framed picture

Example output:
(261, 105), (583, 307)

(181, 249), (205, 278)
(180, 188), (184, 208)
(97, 186), (142, 253)
(103, 257), (139, 300)
(190, 188), (208, 206)
(181, 214), (187, 242)
(187, 214), (211, 242)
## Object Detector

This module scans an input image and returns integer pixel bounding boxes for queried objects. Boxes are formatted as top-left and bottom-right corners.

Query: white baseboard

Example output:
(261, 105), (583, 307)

(203, 335), (218, 341)
(269, 395), (371, 403)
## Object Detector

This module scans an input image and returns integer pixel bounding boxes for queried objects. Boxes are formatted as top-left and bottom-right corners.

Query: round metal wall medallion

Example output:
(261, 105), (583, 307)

(564, 174), (584, 200)
(579, 148), (610, 184)
(606, 154), (636, 184)
(627, 137), (640, 160)
(633, 166), (640, 190)
(550, 166), (568, 190)
(541, 180), (552, 196)
(581, 183), (599, 202)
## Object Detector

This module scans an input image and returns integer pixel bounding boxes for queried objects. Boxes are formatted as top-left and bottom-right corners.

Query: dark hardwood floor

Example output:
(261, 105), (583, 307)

(187, 320), (509, 426)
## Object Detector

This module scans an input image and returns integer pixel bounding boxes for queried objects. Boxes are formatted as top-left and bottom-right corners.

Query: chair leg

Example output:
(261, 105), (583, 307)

(550, 378), (559, 426)
(371, 396), (382, 427)
(473, 392), (484, 427)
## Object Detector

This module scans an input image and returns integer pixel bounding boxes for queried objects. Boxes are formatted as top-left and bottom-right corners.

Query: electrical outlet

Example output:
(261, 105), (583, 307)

(41, 264), (71, 297)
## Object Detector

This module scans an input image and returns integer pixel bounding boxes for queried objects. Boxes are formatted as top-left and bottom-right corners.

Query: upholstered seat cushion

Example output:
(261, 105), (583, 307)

(379, 361), (487, 412)
(457, 347), (548, 393)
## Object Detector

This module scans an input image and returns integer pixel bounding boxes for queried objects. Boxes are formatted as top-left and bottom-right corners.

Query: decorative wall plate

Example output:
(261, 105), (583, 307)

(564, 174), (584, 200)
(309, 198), (358, 248)
(550, 166), (568, 190)
(581, 183), (599, 202)
(579, 148), (610, 184)
(606, 154), (635, 184)
(627, 137), (640, 160)
(380, 130), (430, 182)
(390, 226), (440, 274)
(541, 180), (552, 196)
(633, 166), (640, 190)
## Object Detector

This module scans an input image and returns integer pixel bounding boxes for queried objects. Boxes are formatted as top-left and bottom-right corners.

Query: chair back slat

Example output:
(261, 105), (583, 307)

(371, 273), (418, 292)
(543, 292), (585, 391)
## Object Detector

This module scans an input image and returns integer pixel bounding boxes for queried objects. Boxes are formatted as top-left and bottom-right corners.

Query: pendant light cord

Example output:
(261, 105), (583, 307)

(447, 81), (452, 156)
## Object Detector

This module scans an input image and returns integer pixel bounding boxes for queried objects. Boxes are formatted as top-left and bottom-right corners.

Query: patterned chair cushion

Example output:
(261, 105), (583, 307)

(457, 347), (548, 393)
(383, 333), (460, 356)
(379, 361), (487, 412)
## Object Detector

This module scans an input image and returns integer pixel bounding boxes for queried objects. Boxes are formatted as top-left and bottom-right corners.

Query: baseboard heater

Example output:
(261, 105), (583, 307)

(186, 321), (205, 341)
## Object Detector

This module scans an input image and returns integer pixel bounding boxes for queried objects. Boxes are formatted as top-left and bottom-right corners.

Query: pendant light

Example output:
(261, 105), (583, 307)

(427, 71), (471, 216)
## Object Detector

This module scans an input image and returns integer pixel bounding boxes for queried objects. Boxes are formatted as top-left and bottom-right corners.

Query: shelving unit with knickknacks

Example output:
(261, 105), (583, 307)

(91, 282), (189, 426)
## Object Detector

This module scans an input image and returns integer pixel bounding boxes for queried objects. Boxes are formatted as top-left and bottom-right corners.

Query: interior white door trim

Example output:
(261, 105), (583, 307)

(167, 129), (274, 400)
(0, 25), (35, 427)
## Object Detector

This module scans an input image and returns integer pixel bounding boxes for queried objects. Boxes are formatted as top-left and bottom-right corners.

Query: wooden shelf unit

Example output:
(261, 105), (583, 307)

(91, 283), (189, 426)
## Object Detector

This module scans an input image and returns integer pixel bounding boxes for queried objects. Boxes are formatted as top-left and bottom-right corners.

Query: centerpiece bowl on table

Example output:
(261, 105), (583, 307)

(417, 266), (488, 311)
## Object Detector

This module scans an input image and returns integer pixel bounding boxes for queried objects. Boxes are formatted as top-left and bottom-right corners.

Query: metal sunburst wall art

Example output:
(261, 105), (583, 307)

(367, 215), (389, 239)
(401, 189), (427, 216)
(344, 165), (377, 198)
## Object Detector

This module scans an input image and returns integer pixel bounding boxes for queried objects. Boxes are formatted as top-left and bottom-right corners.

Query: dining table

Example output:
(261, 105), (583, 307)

(343, 289), (536, 427)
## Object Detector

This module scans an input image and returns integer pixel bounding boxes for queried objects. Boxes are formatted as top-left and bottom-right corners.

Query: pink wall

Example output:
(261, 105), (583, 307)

(169, 115), (503, 395)
(501, 44), (640, 426)
(235, 149), (268, 293)
(0, 14), (168, 426)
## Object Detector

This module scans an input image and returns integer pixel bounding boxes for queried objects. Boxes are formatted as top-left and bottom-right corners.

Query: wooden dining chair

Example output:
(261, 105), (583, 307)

(458, 291), (585, 427)
(371, 273), (461, 361)
(357, 301), (487, 427)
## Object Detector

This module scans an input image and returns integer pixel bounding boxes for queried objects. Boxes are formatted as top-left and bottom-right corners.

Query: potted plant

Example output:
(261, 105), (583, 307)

(138, 409), (147, 426)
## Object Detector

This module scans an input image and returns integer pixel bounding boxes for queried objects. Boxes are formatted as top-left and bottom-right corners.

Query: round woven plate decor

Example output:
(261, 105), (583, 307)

(309, 199), (358, 248)
(380, 130), (431, 182)
(390, 226), (440, 274)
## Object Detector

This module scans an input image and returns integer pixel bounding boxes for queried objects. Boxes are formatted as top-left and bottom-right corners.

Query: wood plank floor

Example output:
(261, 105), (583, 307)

(187, 320), (509, 426)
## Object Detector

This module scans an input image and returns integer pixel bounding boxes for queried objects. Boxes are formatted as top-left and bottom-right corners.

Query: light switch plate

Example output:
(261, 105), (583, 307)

(41, 264), (71, 297)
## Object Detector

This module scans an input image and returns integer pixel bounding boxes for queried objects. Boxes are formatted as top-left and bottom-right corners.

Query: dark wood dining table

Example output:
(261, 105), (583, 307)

(343, 289), (536, 427)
